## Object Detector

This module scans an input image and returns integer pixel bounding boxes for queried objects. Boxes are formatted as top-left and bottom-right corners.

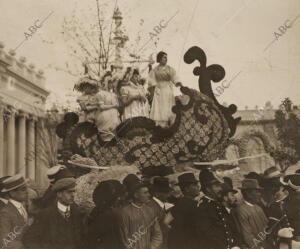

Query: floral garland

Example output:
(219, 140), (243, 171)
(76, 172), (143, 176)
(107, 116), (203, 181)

(227, 130), (275, 158)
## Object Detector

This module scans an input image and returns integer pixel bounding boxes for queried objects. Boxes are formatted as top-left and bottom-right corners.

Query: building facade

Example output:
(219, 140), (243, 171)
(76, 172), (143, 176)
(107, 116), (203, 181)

(0, 41), (50, 185)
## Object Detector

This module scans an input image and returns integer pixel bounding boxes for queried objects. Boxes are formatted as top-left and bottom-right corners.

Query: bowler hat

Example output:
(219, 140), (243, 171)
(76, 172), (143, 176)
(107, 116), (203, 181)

(122, 174), (146, 195)
(240, 179), (263, 190)
(123, 174), (140, 189)
(199, 169), (220, 188)
(1, 174), (28, 193)
(52, 177), (76, 192)
(152, 177), (172, 193)
(177, 173), (198, 185)
(222, 177), (238, 194)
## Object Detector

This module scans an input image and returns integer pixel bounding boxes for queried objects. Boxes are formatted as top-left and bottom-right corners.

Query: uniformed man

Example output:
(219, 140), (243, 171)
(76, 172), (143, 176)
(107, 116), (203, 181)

(196, 169), (241, 249)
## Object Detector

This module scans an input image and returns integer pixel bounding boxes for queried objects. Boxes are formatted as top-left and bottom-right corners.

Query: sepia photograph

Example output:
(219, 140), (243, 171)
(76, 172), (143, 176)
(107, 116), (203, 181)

(0, 0), (299, 248)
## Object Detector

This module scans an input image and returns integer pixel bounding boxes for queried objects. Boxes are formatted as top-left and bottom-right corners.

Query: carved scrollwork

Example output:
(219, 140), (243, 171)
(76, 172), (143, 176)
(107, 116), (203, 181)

(184, 46), (240, 136)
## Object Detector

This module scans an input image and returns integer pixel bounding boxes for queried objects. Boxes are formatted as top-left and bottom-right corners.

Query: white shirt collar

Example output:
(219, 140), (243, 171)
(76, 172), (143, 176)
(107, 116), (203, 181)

(9, 199), (28, 221)
(9, 199), (24, 209)
(225, 207), (231, 213)
(244, 200), (254, 207)
(204, 195), (216, 202)
(153, 197), (174, 210)
(57, 201), (70, 213)
(0, 197), (8, 204)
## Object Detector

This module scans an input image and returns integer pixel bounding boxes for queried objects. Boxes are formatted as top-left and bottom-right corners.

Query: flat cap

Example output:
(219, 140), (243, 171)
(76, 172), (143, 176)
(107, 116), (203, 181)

(52, 178), (76, 192)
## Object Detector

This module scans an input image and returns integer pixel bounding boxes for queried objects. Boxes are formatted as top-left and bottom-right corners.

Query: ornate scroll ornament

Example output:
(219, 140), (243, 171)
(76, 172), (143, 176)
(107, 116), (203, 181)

(183, 46), (241, 137)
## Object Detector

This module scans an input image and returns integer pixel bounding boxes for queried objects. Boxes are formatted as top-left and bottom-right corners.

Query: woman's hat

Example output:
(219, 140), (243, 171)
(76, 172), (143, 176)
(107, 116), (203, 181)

(1, 174), (28, 193)
(152, 177), (172, 193)
(240, 179), (263, 190)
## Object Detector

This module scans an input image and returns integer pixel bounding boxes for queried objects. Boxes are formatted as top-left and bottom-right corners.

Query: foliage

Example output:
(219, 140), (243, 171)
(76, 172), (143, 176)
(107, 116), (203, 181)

(273, 98), (300, 171)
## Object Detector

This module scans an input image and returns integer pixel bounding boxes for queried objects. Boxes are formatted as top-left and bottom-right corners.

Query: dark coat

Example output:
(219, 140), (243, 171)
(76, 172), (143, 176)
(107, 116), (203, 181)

(23, 203), (86, 249)
(0, 202), (28, 249)
(38, 186), (56, 209)
(167, 196), (198, 249)
(266, 199), (291, 248)
(196, 197), (241, 249)
(286, 193), (300, 237)
(87, 207), (122, 249)
(0, 199), (7, 210)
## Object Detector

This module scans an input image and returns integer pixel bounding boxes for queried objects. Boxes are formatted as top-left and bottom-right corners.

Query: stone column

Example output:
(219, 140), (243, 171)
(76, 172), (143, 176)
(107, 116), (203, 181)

(17, 112), (27, 175)
(7, 110), (16, 175)
(26, 116), (36, 179)
(0, 99), (4, 176)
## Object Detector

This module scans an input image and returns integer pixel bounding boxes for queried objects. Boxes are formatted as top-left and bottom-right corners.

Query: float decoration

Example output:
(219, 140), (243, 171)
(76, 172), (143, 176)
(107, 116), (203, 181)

(57, 46), (241, 170)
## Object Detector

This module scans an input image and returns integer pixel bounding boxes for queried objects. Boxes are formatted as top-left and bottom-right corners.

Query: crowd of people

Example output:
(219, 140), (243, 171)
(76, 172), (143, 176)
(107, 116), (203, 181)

(0, 164), (299, 249)
(75, 51), (182, 141)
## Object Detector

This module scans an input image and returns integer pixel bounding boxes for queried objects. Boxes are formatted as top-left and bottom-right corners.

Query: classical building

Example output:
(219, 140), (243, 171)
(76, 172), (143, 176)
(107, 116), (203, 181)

(0, 41), (50, 185)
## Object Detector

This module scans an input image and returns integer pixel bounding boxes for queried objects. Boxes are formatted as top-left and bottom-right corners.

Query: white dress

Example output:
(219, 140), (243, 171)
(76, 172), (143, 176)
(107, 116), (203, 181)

(120, 81), (150, 121)
(148, 65), (179, 127)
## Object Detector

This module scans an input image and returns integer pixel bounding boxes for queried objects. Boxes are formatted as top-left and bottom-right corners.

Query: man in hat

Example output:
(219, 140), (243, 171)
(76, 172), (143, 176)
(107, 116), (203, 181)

(261, 166), (284, 207)
(0, 176), (10, 210)
(221, 177), (246, 248)
(196, 169), (241, 249)
(147, 177), (173, 249)
(235, 179), (269, 249)
(38, 164), (74, 208)
(166, 173), (199, 249)
(23, 177), (86, 249)
(0, 174), (29, 249)
(117, 178), (162, 249)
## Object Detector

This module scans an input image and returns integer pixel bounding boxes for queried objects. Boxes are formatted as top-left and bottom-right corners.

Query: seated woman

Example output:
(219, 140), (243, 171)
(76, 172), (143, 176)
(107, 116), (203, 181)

(76, 78), (100, 123)
(75, 74), (121, 142)
(95, 72), (121, 141)
(148, 51), (182, 128)
(119, 68), (149, 121)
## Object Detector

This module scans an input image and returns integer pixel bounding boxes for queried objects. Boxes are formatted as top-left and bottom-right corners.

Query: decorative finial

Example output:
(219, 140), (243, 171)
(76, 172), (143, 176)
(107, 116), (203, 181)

(38, 69), (44, 75)
(9, 49), (16, 56)
(20, 56), (26, 63)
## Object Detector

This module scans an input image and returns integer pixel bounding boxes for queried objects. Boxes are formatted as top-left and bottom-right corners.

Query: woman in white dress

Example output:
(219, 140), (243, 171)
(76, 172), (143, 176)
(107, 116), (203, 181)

(120, 69), (150, 121)
(95, 73), (121, 141)
(148, 51), (182, 128)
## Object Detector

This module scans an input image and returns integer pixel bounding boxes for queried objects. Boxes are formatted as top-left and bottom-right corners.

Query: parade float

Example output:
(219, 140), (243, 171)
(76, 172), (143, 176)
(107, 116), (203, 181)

(54, 5), (242, 211)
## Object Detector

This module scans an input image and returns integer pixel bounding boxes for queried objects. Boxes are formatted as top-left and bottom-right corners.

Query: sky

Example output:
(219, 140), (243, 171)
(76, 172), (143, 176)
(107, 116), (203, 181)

(0, 0), (299, 110)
